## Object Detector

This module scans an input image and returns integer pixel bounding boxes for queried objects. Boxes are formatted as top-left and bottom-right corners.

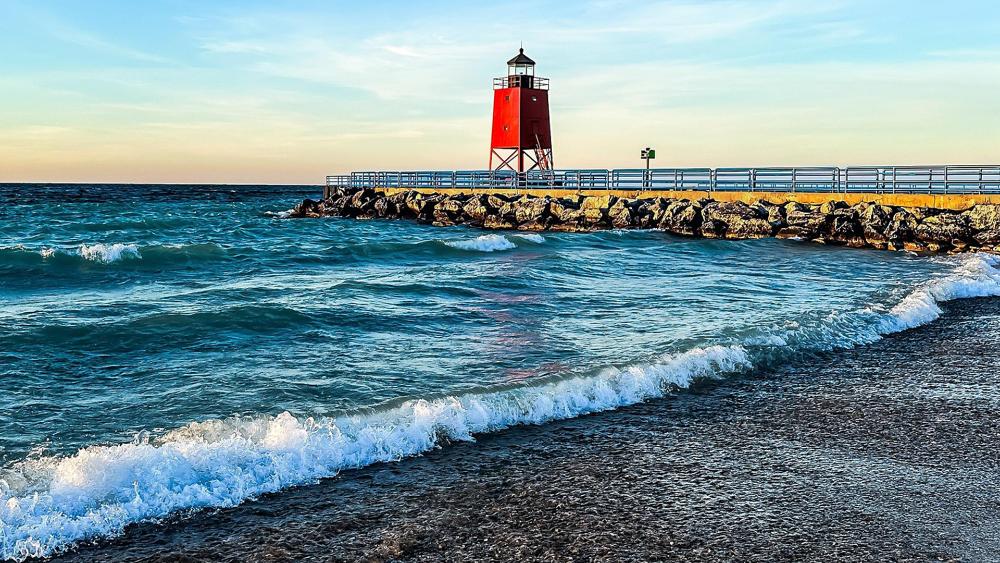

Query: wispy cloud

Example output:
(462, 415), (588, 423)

(190, 0), (847, 100)
(4, 0), (1000, 182)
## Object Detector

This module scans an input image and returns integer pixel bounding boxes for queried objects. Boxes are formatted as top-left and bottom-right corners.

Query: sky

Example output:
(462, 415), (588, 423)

(1, 0), (999, 184)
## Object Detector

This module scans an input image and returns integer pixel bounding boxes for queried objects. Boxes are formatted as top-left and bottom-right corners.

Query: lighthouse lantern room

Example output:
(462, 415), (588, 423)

(489, 48), (553, 173)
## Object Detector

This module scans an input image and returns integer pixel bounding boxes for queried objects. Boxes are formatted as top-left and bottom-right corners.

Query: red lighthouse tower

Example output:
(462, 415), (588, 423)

(489, 48), (553, 172)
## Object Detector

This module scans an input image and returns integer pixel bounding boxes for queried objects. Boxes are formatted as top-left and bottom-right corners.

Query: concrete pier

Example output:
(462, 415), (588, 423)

(326, 166), (1000, 211)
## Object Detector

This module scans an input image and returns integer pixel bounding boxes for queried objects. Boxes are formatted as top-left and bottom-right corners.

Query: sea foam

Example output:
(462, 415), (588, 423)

(2, 253), (999, 561)
(445, 234), (517, 252)
(513, 233), (545, 244)
(76, 243), (141, 263)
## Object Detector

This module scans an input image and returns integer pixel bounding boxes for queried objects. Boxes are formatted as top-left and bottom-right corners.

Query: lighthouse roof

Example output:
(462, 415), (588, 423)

(507, 48), (535, 66)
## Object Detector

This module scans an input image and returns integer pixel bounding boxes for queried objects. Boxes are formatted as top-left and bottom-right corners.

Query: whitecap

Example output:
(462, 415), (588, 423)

(445, 234), (516, 252)
(881, 253), (1000, 333)
(76, 243), (141, 264)
(512, 233), (545, 244)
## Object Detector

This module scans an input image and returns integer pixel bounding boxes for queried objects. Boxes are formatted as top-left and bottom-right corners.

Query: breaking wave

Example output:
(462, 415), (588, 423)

(76, 243), (141, 263)
(0, 243), (229, 268)
(445, 234), (518, 252)
(512, 233), (545, 244)
(1, 253), (999, 561)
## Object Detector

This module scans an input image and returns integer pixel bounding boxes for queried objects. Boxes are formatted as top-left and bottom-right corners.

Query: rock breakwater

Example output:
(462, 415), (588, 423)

(292, 187), (1000, 253)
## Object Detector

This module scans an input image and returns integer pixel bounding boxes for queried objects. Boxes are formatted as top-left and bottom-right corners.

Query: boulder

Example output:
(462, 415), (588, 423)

(388, 192), (412, 217)
(700, 218), (727, 238)
(974, 229), (1000, 246)
(373, 197), (394, 218)
(859, 204), (894, 243)
(776, 227), (810, 240)
(483, 216), (517, 230)
(912, 207), (944, 222)
(914, 213), (971, 245)
(883, 211), (917, 245)
(497, 199), (522, 222)
(415, 195), (443, 223)
(436, 197), (465, 215)
(608, 204), (634, 228)
(819, 200), (849, 215)
(760, 202), (785, 228)
(582, 207), (607, 226)
(784, 201), (810, 215)
(964, 204), (1000, 232)
(549, 199), (582, 224)
(405, 196), (432, 217)
(829, 208), (860, 239)
(701, 201), (774, 239)
(645, 198), (671, 225)
(486, 194), (510, 210)
(462, 195), (490, 224)
(785, 206), (829, 237)
(519, 220), (548, 232)
(514, 197), (550, 224)
(660, 201), (701, 236)
(632, 200), (659, 228)
(291, 198), (322, 218)
(580, 194), (615, 211)
(348, 188), (377, 211)
(432, 206), (459, 226)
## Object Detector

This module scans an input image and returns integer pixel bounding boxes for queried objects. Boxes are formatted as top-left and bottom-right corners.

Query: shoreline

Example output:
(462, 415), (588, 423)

(293, 187), (1000, 254)
(58, 297), (1000, 562)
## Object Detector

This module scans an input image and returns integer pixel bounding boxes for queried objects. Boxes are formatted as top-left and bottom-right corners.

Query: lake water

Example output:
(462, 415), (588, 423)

(2, 185), (1000, 560)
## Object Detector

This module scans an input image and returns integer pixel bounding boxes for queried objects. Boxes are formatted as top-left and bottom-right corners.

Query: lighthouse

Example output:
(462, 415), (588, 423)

(489, 48), (553, 173)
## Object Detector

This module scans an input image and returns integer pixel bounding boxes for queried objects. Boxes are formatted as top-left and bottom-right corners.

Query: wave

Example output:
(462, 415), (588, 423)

(0, 243), (140, 264)
(2, 253), (999, 561)
(512, 233), (545, 244)
(263, 208), (295, 219)
(76, 243), (141, 264)
(445, 234), (518, 252)
(0, 242), (227, 268)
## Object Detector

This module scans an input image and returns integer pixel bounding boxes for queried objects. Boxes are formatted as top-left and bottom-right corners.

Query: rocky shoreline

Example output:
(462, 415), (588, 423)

(292, 187), (1000, 253)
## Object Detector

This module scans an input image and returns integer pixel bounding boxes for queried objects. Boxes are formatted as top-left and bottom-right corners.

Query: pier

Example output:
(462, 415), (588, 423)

(327, 165), (1000, 196)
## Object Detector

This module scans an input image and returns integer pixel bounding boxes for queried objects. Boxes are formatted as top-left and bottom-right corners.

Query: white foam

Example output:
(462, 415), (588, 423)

(880, 253), (1000, 333)
(0, 344), (748, 561)
(744, 334), (789, 347)
(513, 233), (545, 244)
(264, 209), (295, 219)
(76, 243), (141, 264)
(39, 248), (55, 259)
(445, 234), (516, 252)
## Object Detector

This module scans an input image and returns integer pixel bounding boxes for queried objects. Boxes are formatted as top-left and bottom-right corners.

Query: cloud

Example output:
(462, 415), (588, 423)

(189, 0), (848, 101)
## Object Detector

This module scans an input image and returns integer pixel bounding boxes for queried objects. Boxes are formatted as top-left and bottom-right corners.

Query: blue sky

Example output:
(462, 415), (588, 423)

(2, 0), (999, 183)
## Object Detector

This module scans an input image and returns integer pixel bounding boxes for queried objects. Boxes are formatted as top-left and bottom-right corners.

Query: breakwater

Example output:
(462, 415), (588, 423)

(292, 187), (1000, 253)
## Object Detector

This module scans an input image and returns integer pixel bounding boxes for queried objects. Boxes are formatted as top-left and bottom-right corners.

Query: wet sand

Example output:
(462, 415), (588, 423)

(61, 298), (1000, 562)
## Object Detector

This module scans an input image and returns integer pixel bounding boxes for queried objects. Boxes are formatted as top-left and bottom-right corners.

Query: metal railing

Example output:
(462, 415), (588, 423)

(325, 166), (1000, 197)
(492, 76), (550, 90)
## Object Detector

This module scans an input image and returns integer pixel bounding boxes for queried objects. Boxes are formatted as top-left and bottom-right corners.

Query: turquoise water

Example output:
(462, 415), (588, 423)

(2, 185), (1000, 560)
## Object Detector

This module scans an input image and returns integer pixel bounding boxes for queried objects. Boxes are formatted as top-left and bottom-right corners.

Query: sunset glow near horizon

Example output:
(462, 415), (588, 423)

(2, 0), (999, 184)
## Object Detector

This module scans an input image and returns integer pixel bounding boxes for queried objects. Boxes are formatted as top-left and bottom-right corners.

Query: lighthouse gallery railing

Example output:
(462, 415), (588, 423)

(325, 166), (1000, 197)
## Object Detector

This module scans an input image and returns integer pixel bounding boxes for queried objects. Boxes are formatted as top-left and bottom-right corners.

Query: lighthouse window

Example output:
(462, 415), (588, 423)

(531, 96), (537, 102)
(504, 95), (510, 102)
